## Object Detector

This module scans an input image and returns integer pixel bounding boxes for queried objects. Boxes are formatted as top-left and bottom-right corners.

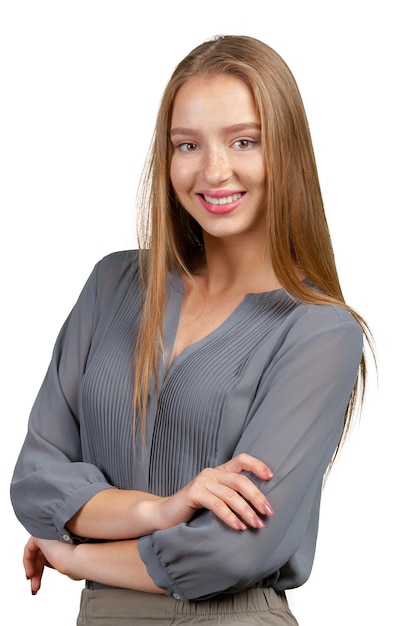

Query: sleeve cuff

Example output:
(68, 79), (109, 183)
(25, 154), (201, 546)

(52, 483), (115, 542)
(138, 534), (187, 601)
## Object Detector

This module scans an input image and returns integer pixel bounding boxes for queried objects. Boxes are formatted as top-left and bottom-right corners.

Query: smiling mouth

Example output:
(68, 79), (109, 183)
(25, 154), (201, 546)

(201, 193), (243, 206)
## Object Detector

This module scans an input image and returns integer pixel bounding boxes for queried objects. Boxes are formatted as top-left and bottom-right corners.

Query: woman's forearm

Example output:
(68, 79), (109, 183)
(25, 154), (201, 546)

(25, 537), (165, 594)
(25, 455), (273, 596)
(66, 489), (166, 540)
(66, 454), (273, 540)
(71, 540), (164, 593)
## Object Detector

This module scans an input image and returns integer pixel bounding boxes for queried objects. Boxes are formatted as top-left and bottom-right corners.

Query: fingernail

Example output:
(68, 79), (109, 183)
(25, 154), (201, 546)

(262, 503), (274, 516)
(254, 517), (265, 529)
(31, 590), (37, 596)
(262, 467), (273, 479)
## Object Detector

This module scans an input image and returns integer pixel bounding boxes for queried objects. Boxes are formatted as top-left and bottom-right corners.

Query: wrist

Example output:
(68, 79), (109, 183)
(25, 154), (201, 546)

(133, 496), (168, 532)
(46, 541), (82, 580)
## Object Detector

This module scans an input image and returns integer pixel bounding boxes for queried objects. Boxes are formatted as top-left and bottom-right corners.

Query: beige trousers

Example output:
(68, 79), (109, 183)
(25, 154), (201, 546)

(77, 587), (299, 625)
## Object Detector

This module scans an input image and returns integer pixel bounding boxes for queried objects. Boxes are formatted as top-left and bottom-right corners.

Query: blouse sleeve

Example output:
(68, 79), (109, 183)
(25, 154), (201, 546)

(138, 304), (363, 600)
(10, 259), (116, 542)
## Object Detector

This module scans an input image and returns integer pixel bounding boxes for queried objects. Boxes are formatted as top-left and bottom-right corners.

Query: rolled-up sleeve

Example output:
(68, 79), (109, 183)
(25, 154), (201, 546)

(138, 306), (363, 599)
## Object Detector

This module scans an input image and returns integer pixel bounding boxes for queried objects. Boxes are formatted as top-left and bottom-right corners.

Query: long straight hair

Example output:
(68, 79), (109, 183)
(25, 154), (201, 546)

(134, 35), (373, 465)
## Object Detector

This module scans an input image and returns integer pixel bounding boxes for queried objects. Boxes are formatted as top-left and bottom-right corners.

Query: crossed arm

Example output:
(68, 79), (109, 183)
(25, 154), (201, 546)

(23, 453), (274, 595)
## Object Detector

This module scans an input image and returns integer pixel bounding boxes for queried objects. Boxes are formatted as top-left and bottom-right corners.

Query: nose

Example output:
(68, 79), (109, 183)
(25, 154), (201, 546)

(203, 146), (232, 185)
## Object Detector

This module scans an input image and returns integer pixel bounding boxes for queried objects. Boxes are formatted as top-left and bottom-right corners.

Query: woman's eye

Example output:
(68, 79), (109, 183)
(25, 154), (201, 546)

(234, 139), (254, 150)
(178, 142), (198, 152)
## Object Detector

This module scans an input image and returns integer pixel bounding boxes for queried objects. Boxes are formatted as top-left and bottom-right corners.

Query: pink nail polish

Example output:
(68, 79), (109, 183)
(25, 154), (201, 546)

(263, 503), (274, 516)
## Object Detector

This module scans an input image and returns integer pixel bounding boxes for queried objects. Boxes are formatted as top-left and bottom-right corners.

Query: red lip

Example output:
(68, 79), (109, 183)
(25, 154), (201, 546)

(199, 189), (244, 198)
(197, 191), (245, 215)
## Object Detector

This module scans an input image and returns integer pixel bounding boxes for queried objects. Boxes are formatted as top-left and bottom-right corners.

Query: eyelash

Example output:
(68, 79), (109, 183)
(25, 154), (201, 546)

(174, 139), (257, 152)
(234, 139), (256, 150)
(176, 142), (198, 152)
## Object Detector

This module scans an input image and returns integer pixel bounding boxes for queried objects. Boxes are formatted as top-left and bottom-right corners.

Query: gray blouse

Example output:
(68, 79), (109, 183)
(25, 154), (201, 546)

(10, 250), (363, 601)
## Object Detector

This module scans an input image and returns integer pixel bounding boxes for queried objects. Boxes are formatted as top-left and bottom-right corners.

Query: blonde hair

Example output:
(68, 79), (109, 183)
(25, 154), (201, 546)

(135, 35), (373, 464)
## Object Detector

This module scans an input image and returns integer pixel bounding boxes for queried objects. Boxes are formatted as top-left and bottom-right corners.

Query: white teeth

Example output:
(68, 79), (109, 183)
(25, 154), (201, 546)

(203, 193), (242, 205)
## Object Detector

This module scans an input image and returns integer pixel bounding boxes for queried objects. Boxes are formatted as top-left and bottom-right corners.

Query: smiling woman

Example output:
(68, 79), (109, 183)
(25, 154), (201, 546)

(170, 75), (267, 239)
(10, 35), (372, 626)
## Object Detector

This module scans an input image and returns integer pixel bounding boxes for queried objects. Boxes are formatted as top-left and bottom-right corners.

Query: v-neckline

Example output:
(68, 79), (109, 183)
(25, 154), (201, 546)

(163, 272), (292, 373)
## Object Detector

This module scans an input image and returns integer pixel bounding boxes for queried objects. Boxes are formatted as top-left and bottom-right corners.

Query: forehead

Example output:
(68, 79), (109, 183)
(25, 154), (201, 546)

(170, 74), (259, 129)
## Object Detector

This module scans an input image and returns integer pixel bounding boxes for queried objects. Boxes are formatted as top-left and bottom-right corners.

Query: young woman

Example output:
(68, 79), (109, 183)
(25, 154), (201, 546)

(11, 35), (371, 625)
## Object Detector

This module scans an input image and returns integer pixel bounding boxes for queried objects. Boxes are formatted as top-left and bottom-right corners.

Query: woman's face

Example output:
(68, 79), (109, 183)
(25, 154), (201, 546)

(170, 74), (267, 243)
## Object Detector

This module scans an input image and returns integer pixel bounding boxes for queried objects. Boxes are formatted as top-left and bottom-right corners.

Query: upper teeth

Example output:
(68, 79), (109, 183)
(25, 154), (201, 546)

(203, 193), (242, 205)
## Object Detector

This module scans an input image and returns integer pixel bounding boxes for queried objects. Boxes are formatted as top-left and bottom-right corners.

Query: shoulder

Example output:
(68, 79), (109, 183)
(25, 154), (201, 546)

(295, 300), (360, 329)
(82, 250), (141, 311)
(92, 249), (140, 287)
(95, 249), (140, 276)
(283, 299), (364, 355)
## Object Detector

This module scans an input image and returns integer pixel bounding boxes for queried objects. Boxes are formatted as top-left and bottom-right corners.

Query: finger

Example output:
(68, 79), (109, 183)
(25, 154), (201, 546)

(215, 489), (266, 529)
(185, 482), (251, 530)
(221, 453), (273, 480)
(209, 496), (250, 530)
(206, 478), (273, 525)
(23, 539), (37, 579)
(30, 570), (42, 595)
(23, 539), (47, 594)
(201, 467), (274, 517)
(190, 470), (272, 527)
(222, 472), (274, 516)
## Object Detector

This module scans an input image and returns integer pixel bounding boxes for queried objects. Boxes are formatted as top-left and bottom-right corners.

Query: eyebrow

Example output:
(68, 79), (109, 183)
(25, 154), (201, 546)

(170, 122), (261, 137)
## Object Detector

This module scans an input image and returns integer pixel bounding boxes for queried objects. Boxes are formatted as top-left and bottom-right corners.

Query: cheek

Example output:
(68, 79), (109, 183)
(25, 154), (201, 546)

(170, 157), (193, 195)
(254, 165), (267, 196)
(243, 169), (266, 193)
(253, 156), (266, 185)
(236, 153), (266, 187)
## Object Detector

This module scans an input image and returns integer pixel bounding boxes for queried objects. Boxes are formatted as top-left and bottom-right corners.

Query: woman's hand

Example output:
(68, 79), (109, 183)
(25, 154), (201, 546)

(23, 537), (81, 595)
(22, 453), (272, 593)
(156, 453), (274, 531)
(65, 452), (273, 542)
(23, 537), (163, 593)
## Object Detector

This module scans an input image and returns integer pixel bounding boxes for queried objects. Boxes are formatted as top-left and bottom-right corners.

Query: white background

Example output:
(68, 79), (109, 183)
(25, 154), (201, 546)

(1, 1), (403, 624)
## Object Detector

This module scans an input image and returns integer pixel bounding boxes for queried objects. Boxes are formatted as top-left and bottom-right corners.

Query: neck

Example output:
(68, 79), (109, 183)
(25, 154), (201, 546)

(193, 235), (282, 296)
